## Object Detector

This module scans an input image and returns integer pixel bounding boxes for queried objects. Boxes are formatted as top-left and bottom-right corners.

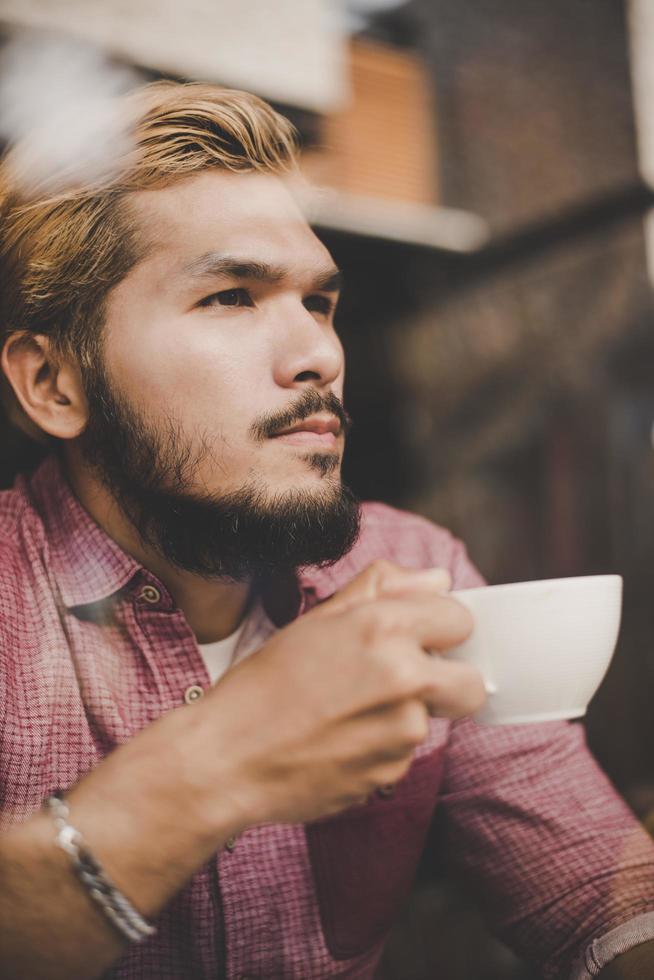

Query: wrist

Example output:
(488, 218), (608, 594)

(62, 706), (248, 917)
(160, 700), (254, 842)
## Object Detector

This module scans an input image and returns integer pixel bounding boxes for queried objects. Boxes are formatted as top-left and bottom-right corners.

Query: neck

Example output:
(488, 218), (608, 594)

(63, 448), (252, 643)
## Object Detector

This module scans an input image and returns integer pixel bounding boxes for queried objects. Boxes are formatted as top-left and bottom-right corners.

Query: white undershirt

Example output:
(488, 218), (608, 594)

(197, 618), (248, 685)
(197, 601), (273, 685)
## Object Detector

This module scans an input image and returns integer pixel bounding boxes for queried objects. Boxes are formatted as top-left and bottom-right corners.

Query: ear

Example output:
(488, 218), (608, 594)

(0, 332), (89, 440)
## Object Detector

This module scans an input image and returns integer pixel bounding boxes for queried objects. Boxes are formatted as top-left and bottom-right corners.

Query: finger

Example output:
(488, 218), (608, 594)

(319, 561), (452, 617)
(417, 656), (487, 719)
(380, 567), (451, 598)
(355, 592), (475, 653)
(344, 699), (431, 762)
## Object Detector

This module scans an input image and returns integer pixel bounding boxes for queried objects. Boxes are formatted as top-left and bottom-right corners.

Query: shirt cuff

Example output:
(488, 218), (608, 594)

(569, 912), (654, 979)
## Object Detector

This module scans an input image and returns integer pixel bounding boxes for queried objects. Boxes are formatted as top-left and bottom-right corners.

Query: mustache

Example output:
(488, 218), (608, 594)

(250, 389), (352, 442)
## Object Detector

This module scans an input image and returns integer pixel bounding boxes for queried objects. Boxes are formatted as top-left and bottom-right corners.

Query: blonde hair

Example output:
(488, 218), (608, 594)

(0, 81), (299, 377)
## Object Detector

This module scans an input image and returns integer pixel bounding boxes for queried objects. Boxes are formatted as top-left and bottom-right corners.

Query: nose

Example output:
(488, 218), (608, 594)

(272, 300), (344, 390)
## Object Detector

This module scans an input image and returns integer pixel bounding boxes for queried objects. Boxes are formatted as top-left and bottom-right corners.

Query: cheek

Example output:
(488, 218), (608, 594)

(107, 320), (278, 487)
(107, 316), (266, 425)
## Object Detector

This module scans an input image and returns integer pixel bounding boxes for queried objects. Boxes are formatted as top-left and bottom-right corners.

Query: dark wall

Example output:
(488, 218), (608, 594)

(329, 3), (654, 978)
(419, 0), (639, 226)
(335, 0), (653, 801)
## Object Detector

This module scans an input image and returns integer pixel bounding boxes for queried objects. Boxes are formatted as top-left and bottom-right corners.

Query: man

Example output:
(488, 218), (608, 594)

(0, 81), (653, 980)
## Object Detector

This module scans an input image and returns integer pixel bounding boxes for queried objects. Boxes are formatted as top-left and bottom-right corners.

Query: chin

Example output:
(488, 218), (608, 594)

(297, 452), (342, 480)
(268, 467), (341, 494)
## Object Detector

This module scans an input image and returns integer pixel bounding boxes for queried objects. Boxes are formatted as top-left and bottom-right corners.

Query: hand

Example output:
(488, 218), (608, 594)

(197, 560), (485, 829)
(0, 560), (483, 976)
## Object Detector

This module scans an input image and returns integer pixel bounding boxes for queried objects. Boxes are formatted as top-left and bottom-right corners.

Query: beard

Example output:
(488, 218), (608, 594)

(78, 363), (361, 581)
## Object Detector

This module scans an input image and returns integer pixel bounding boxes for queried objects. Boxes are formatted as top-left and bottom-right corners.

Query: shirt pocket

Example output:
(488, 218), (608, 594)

(305, 747), (446, 960)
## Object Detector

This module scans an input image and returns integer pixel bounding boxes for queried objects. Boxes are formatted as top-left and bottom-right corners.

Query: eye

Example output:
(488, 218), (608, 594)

(197, 288), (254, 308)
(303, 294), (335, 316)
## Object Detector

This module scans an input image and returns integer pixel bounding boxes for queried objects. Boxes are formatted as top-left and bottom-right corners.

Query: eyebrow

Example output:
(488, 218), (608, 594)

(181, 253), (344, 293)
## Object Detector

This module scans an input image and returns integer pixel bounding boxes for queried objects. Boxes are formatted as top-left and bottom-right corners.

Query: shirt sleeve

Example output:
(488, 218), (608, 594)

(570, 912), (654, 978)
(437, 717), (654, 979)
(422, 524), (654, 976)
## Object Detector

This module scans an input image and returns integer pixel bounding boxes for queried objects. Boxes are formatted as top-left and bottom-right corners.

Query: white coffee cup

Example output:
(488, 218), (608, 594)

(448, 575), (623, 725)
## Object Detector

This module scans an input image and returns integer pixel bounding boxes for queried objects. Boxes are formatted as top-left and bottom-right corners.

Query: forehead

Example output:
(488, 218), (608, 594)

(127, 170), (333, 278)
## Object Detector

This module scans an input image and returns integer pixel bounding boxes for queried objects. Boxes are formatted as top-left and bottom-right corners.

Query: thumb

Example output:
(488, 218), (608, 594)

(318, 560), (452, 617)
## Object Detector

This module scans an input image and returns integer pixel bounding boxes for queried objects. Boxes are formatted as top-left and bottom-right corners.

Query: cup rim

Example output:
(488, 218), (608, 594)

(451, 573), (622, 598)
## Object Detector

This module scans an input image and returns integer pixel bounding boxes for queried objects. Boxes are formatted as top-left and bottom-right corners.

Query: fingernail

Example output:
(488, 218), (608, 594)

(409, 568), (452, 590)
(381, 567), (452, 596)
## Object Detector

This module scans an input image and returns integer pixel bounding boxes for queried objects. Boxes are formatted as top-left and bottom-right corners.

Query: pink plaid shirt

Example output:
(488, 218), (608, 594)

(2, 455), (654, 980)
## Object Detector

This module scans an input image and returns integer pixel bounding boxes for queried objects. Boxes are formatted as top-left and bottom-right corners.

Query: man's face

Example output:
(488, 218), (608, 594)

(103, 169), (347, 497)
(79, 170), (360, 579)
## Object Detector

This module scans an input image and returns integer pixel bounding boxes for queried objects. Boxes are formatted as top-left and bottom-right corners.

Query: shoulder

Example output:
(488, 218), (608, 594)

(0, 479), (26, 533)
(0, 480), (46, 638)
(0, 482), (29, 567)
(357, 503), (484, 589)
(306, 501), (485, 595)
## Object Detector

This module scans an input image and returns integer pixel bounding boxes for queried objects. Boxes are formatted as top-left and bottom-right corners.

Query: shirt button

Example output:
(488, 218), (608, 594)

(138, 584), (161, 605)
(378, 783), (396, 798)
(224, 835), (237, 852)
(184, 685), (204, 705)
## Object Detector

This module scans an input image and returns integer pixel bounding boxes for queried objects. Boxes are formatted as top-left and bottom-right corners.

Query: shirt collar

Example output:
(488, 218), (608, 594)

(262, 564), (348, 626)
(25, 455), (338, 618)
(26, 455), (142, 608)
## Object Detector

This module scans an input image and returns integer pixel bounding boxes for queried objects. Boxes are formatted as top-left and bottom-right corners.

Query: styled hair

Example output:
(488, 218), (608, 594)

(0, 81), (299, 432)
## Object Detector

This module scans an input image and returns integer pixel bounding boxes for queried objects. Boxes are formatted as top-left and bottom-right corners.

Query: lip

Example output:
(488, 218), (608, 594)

(273, 430), (339, 447)
(272, 414), (341, 438)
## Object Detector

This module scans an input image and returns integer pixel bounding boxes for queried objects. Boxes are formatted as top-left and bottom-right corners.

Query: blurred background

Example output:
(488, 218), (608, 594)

(1, 1), (654, 977)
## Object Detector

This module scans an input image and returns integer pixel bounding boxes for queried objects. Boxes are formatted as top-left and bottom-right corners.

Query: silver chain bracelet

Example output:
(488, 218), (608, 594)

(45, 792), (157, 944)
